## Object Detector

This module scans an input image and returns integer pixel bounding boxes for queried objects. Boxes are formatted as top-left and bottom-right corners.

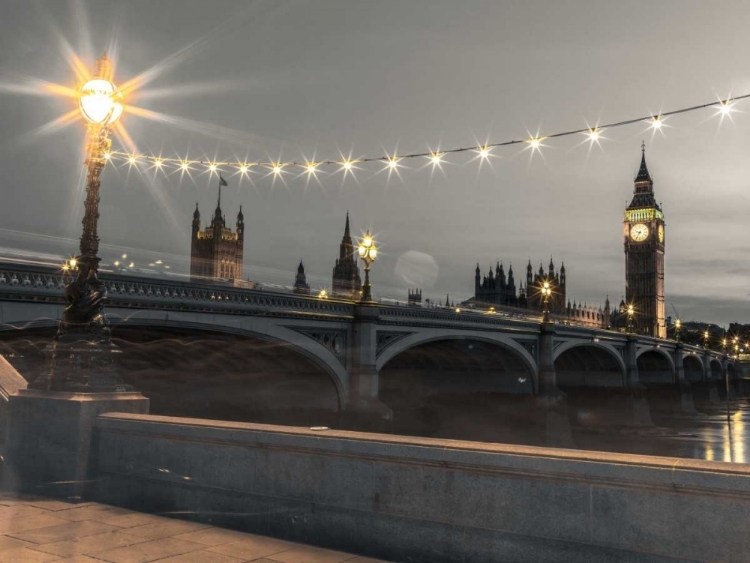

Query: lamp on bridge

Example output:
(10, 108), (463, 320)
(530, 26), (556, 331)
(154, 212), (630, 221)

(703, 330), (710, 349)
(674, 318), (682, 342)
(30, 52), (129, 392)
(626, 304), (635, 334)
(541, 280), (552, 324)
(357, 231), (378, 303)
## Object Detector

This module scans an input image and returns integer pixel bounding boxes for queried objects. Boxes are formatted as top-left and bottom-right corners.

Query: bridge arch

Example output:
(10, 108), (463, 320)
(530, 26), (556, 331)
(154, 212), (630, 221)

(636, 348), (675, 384)
(553, 341), (626, 387)
(109, 317), (350, 405)
(376, 330), (538, 391)
(683, 354), (704, 382)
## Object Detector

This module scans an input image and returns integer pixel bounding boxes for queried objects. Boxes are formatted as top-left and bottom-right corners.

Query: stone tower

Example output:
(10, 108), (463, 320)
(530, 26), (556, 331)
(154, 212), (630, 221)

(190, 177), (244, 283)
(331, 212), (362, 298)
(623, 144), (666, 338)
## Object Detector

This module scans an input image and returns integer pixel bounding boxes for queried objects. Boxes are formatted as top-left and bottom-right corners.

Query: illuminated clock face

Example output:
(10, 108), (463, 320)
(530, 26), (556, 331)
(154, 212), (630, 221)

(630, 223), (649, 242)
(658, 224), (664, 243)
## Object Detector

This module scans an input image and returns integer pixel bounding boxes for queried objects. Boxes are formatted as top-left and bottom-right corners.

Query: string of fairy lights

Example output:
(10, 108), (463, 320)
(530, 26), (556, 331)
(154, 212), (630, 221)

(103, 93), (750, 179)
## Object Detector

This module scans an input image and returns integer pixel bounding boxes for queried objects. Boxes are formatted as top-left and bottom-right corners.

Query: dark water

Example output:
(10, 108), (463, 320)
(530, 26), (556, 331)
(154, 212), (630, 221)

(2, 332), (749, 463)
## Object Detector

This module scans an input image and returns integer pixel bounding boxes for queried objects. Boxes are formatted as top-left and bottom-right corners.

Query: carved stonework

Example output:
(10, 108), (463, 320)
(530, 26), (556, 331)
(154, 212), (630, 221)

(513, 339), (538, 361)
(288, 327), (347, 366)
(376, 331), (413, 357)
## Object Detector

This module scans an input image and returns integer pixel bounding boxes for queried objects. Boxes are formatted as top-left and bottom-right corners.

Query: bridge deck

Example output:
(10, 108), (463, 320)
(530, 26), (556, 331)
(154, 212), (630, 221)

(0, 491), (385, 562)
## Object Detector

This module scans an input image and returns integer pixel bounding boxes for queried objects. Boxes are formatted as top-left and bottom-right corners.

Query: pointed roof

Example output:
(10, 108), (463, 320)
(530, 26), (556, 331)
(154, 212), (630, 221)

(344, 211), (351, 237)
(237, 205), (244, 221)
(297, 260), (305, 275)
(193, 202), (200, 219)
(635, 141), (652, 183)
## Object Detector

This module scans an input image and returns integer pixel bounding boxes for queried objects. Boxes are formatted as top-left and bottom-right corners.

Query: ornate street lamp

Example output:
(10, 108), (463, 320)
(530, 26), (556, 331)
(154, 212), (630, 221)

(674, 318), (682, 342)
(357, 230), (377, 303)
(540, 279), (552, 324)
(626, 304), (635, 334)
(703, 330), (710, 349)
(33, 52), (127, 392)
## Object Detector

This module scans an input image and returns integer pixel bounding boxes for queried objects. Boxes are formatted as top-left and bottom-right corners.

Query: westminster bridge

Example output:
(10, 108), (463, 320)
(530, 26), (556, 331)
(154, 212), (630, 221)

(0, 260), (737, 418)
(2, 260), (749, 563)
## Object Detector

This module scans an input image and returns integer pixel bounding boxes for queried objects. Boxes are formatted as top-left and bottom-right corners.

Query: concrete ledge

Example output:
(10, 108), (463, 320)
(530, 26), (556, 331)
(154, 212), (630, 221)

(93, 413), (750, 563)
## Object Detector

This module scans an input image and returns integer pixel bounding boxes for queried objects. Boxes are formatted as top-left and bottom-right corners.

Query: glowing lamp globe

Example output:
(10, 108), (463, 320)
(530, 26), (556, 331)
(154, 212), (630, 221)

(79, 78), (123, 125)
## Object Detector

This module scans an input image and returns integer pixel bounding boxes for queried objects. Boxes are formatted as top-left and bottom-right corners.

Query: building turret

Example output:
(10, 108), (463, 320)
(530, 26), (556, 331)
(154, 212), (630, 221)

(293, 261), (311, 295)
(475, 263), (481, 294)
(332, 211), (362, 298)
(548, 257), (555, 279)
(192, 203), (200, 234)
(526, 259), (533, 289)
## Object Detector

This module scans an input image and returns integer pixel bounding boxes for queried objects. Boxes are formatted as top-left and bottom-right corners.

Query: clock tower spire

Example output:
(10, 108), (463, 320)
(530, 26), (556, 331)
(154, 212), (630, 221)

(623, 143), (666, 338)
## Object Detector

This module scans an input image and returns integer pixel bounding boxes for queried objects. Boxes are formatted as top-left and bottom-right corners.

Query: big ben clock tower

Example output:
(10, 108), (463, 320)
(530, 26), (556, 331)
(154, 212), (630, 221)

(624, 143), (666, 338)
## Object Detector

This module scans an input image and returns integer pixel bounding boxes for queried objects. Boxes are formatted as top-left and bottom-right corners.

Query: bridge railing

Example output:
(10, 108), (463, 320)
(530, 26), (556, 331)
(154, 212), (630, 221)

(0, 262), (355, 319)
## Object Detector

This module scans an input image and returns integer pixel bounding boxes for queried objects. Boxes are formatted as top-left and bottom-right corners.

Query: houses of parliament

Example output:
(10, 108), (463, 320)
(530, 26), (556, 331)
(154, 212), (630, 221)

(188, 145), (666, 337)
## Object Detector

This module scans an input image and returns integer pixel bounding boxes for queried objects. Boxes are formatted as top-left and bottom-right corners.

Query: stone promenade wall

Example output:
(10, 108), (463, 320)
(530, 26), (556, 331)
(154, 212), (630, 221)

(93, 413), (750, 563)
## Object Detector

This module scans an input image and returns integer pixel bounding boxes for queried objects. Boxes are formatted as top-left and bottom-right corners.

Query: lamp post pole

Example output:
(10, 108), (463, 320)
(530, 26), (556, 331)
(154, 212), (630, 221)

(541, 280), (552, 324)
(626, 304), (635, 334)
(32, 52), (128, 392)
(357, 230), (377, 303)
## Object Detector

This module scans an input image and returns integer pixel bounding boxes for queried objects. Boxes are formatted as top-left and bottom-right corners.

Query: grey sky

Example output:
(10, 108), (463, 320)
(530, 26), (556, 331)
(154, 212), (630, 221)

(0, 0), (748, 325)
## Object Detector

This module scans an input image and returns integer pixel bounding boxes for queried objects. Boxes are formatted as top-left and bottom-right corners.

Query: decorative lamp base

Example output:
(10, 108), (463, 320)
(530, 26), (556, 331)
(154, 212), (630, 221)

(30, 335), (130, 393)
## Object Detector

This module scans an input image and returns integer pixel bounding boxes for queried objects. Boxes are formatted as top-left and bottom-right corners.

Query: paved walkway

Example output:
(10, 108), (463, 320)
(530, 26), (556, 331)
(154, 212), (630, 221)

(0, 493), (388, 563)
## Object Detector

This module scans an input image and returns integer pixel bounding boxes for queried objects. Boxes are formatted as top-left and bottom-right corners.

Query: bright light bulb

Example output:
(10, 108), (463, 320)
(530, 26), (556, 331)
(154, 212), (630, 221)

(529, 138), (542, 149)
(181, 161), (190, 171)
(430, 153), (442, 166)
(272, 164), (282, 175)
(455, 308), (461, 313)
(719, 102), (732, 115)
(103, 152), (111, 160)
(209, 164), (218, 172)
(69, 258), (77, 268)
(478, 147), (490, 159)
(343, 160), (353, 171)
(588, 128), (600, 141)
(122, 254), (127, 259)
(79, 78), (124, 125)
(154, 159), (163, 168)
(129, 262), (134, 268)
(362, 235), (373, 248)
(306, 162), (317, 174)
(651, 116), (663, 129)
(388, 158), (399, 169)
(114, 261), (119, 266)
(128, 156), (137, 165)
(369, 247), (377, 259)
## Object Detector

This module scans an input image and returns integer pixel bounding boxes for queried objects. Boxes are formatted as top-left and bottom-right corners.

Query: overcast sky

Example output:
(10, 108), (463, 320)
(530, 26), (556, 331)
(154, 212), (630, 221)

(1, 0), (749, 326)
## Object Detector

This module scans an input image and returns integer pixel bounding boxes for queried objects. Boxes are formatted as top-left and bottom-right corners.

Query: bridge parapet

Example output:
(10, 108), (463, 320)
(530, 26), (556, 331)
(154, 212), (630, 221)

(0, 262), (354, 321)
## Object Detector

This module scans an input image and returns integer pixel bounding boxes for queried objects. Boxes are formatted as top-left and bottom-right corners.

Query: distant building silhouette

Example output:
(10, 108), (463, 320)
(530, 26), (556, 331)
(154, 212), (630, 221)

(469, 258), (610, 328)
(408, 288), (422, 306)
(331, 212), (362, 298)
(293, 261), (311, 295)
(190, 178), (244, 283)
(473, 258), (566, 313)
